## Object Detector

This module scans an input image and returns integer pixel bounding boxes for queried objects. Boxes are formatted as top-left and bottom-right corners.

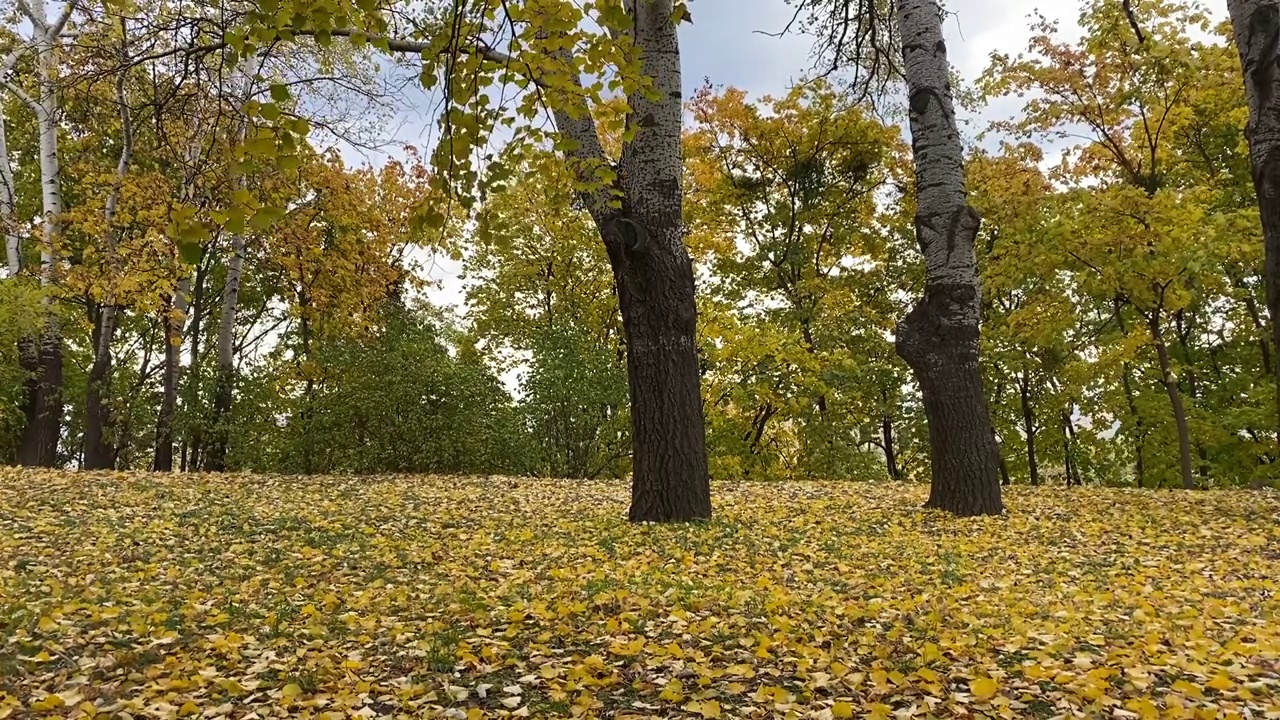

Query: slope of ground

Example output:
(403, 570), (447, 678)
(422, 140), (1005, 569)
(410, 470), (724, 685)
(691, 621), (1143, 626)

(0, 469), (1278, 719)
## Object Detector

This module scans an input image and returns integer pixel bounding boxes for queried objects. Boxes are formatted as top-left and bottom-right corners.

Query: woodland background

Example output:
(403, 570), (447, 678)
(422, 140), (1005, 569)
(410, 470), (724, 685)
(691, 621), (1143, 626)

(0, 0), (1272, 490)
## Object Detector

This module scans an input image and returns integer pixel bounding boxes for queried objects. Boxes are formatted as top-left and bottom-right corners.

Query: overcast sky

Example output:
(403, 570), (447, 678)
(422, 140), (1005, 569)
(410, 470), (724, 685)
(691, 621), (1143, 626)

(356, 0), (1091, 311)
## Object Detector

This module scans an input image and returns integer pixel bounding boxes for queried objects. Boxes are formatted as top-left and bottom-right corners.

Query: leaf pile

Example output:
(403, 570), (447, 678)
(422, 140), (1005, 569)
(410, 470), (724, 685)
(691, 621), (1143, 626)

(1, 470), (1278, 719)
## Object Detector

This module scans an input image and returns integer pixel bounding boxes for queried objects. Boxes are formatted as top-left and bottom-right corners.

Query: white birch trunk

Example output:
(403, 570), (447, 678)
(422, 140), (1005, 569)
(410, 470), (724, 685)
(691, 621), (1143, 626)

(10, 0), (75, 466)
(204, 59), (253, 471)
(0, 106), (19, 278)
(1226, 0), (1280, 435)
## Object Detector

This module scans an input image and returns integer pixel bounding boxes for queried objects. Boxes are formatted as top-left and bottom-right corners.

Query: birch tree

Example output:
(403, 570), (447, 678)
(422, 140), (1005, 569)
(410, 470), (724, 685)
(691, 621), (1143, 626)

(783, 0), (1002, 513)
(82, 16), (136, 470)
(0, 104), (18, 279)
(1227, 0), (1280, 439)
(0, 0), (78, 467)
(201, 61), (253, 473)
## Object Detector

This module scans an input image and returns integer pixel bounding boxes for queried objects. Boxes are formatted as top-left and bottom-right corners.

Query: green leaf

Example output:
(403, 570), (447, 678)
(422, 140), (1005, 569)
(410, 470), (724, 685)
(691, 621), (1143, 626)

(177, 241), (203, 265)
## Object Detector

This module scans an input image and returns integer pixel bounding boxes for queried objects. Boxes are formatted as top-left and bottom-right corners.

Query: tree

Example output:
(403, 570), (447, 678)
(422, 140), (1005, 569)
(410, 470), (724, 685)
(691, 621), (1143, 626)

(1, 0), (78, 467)
(1226, 0), (1280, 441)
(685, 81), (914, 482)
(889, 0), (1003, 514)
(231, 0), (714, 520)
(778, 0), (1003, 513)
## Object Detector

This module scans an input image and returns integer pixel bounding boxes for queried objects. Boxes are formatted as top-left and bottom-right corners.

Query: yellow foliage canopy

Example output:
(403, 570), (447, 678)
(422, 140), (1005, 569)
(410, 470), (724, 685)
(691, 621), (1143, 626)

(0, 470), (1277, 718)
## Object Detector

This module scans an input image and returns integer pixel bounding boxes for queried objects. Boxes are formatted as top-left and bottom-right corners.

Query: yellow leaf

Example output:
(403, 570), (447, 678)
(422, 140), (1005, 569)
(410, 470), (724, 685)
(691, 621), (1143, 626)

(970, 677), (999, 700)
(1207, 674), (1233, 691)
(683, 700), (721, 718)
(658, 680), (684, 702)
(281, 683), (303, 700)
(832, 700), (854, 718)
(177, 701), (200, 717)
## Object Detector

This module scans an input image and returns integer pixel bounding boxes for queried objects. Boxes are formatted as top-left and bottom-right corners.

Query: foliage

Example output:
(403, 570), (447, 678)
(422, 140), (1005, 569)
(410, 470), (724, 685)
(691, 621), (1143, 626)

(1, 470), (1278, 718)
(520, 320), (630, 480)
(228, 301), (523, 477)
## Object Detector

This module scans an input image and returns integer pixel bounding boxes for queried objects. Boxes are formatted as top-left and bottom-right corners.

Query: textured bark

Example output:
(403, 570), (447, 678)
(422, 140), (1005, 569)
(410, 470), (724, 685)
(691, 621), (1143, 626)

(1228, 0), (1280, 440)
(547, 0), (710, 521)
(892, 0), (1002, 515)
(82, 304), (115, 469)
(1018, 372), (1040, 486)
(1149, 312), (1196, 489)
(153, 277), (189, 471)
(14, 0), (72, 467)
(17, 332), (61, 466)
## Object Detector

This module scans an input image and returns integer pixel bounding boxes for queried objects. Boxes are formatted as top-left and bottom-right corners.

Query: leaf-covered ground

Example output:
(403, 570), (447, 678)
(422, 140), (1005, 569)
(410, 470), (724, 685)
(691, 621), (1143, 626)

(1, 471), (1278, 719)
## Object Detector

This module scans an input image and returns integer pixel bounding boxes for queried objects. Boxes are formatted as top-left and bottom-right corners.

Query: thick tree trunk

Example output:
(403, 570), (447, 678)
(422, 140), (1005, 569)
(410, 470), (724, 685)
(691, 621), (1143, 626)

(1229, 0), (1280, 440)
(892, 0), (1002, 516)
(17, 332), (61, 466)
(153, 277), (189, 471)
(1148, 311), (1196, 489)
(546, 0), (710, 521)
(1018, 372), (1039, 486)
(203, 233), (244, 472)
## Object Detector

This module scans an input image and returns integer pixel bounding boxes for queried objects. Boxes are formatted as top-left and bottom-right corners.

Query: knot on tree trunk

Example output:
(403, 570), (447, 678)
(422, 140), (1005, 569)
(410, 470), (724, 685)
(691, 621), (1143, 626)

(895, 280), (981, 374)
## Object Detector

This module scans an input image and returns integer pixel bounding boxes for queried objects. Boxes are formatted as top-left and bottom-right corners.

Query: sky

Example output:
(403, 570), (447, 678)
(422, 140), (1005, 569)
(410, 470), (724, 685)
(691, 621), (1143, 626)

(352, 0), (1090, 312)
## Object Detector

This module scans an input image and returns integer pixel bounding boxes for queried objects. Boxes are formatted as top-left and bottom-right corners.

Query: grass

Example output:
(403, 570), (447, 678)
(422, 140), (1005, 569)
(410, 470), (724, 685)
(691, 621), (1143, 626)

(0, 468), (1277, 718)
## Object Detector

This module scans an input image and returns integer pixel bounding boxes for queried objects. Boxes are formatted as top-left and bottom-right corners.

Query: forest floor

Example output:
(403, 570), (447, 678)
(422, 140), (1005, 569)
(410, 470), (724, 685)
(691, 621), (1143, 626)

(0, 470), (1278, 719)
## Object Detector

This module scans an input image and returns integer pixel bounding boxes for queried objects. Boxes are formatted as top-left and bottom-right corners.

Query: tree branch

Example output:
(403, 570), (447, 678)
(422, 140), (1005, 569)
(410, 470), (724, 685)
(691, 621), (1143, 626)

(1122, 0), (1146, 44)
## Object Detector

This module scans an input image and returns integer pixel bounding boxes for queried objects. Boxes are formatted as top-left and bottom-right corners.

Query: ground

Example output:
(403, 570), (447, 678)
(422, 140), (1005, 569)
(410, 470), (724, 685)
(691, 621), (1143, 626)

(0, 471), (1278, 719)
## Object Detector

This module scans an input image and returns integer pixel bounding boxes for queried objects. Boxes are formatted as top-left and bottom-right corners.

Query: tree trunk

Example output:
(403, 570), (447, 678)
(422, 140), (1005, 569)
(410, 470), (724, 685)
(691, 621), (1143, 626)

(1148, 311), (1196, 490)
(1114, 297), (1147, 487)
(82, 305), (116, 469)
(182, 260), (207, 471)
(17, 1), (67, 467)
(81, 27), (134, 471)
(1228, 0), (1280, 442)
(0, 104), (19, 277)
(881, 412), (900, 480)
(203, 232), (244, 472)
(1018, 372), (1040, 486)
(892, 0), (1002, 516)
(546, 0), (710, 521)
(153, 277), (189, 471)
(1062, 409), (1081, 487)
(17, 332), (61, 466)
